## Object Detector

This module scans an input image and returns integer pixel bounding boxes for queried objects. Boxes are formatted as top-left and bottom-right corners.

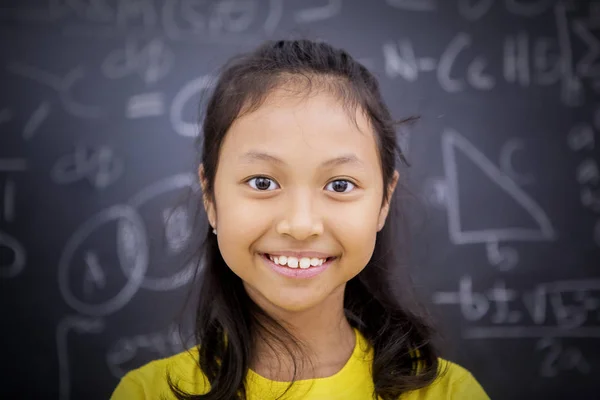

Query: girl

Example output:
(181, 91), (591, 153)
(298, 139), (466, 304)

(111, 39), (490, 400)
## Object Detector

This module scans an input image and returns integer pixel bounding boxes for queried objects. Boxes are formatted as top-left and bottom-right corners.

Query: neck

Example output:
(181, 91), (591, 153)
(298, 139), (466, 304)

(246, 284), (356, 380)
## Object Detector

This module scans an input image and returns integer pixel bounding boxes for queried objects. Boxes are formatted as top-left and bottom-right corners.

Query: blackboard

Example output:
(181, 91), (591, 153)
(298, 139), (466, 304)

(1, 1), (599, 399)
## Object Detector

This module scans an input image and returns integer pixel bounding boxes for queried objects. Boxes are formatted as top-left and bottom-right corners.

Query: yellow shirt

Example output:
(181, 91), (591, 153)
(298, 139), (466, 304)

(111, 328), (490, 399)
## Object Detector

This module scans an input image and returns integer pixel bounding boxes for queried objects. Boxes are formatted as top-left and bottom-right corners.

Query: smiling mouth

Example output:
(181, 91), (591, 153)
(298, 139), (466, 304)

(260, 253), (336, 269)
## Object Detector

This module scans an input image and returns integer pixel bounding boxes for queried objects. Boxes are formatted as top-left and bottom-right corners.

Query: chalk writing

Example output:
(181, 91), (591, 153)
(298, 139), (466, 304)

(422, 177), (448, 209)
(572, 17), (600, 80)
(163, 205), (191, 253)
(580, 186), (600, 213)
(458, 0), (493, 21)
(56, 316), (104, 400)
(51, 0), (284, 42)
(0, 161), (27, 279)
(121, 173), (200, 291)
(576, 158), (600, 186)
(58, 205), (148, 316)
(6, 62), (103, 118)
(0, 230), (26, 279)
(555, 2), (584, 107)
(171, 75), (214, 137)
(51, 144), (124, 190)
(567, 123), (595, 151)
(106, 324), (186, 378)
(2, 178), (15, 223)
(434, 275), (600, 338)
(499, 138), (535, 186)
(294, 0), (342, 23)
(458, 0), (554, 20)
(385, 0), (436, 11)
(383, 33), (495, 92)
(102, 37), (173, 84)
(536, 338), (591, 377)
(22, 102), (51, 140)
(126, 92), (165, 118)
(384, 4), (595, 105)
(82, 251), (107, 299)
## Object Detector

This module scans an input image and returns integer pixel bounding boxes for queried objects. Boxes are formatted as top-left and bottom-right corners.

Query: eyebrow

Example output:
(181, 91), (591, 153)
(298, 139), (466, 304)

(239, 151), (366, 169)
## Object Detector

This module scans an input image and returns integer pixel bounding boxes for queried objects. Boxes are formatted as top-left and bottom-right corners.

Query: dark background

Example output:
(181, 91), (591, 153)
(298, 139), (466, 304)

(1, 0), (599, 399)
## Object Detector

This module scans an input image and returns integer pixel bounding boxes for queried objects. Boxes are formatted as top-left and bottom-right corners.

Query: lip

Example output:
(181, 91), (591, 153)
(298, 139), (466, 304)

(260, 253), (335, 279)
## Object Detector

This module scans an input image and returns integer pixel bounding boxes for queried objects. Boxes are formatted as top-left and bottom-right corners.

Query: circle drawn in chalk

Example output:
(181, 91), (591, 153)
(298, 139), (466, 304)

(0, 231), (26, 278)
(170, 75), (214, 137)
(119, 173), (201, 291)
(58, 205), (148, 316)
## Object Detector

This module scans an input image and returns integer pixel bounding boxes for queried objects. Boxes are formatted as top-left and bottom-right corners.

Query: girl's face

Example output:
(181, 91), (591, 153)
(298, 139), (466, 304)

(201, 87), (398, 314)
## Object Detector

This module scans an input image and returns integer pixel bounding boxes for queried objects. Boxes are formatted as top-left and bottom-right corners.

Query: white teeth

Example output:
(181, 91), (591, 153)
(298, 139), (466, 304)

(267, 254), (328, 269)
(299, 258), (311, 269)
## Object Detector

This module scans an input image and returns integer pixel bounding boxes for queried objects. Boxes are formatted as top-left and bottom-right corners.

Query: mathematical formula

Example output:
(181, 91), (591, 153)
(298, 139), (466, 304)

(383, 2), (598, 106)
(434, 275), (600, 337)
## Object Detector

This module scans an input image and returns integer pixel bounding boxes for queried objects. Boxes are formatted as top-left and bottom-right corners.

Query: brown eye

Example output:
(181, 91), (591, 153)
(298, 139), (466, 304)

(248, 176), (279, 191)
(326, 180), (355, 193)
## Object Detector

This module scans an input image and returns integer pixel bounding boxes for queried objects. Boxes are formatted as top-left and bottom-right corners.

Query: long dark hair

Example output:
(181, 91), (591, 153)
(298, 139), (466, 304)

(168, 39), (442, 400)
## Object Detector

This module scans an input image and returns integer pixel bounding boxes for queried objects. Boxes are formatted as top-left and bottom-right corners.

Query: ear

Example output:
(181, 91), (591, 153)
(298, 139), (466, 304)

(377, 170), (399, 232)
(198, 164), (217, 230)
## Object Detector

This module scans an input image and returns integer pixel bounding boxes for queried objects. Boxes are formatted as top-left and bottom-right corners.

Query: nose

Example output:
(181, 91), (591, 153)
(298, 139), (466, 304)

(276, 190), (324, 240)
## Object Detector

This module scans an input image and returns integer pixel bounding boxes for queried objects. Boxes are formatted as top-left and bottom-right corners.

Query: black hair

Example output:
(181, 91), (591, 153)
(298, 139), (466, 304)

(167, 39), (442, 400)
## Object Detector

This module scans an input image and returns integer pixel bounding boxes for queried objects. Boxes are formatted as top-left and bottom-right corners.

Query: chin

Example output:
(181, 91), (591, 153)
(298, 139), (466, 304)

(246, 283), (328, 313)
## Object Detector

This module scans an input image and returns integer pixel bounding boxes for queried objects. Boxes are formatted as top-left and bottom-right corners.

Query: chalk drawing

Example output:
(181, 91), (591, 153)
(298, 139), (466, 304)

(385, 0), (436, 11)
(126, 92), (165, 118)
(441, 128), (556, 247)
(0, 230), (26, 278)
(58, 205), (148, 316)
(119, 173), (201, 291)
(56, 316), (104, 400)
(536, 338), (591, 377)
(101, 37), (173, 84)
(171, 75), (214, 137)
(7, 62), (103, 118)
(294, 0), (342, 23)
(51, 144), (124, 190)
(22, 102), (51, 140)
(554, 2), (584, 106)
(499, 138), (535, 186)
(3, 178), (15, 222)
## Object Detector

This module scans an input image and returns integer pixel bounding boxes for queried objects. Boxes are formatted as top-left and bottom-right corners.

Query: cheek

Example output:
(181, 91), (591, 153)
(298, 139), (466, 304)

(213, 189), (268, 274)
(329, 202), (379, 266)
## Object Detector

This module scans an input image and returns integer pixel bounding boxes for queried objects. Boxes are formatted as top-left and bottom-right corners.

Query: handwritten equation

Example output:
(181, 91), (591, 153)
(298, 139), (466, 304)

(1, 0), (343, 41)
(433, 275), (600, 337)
(383, 2), (598, 106)
(434, 275), (600, 377)
(387, 0), (558, 17)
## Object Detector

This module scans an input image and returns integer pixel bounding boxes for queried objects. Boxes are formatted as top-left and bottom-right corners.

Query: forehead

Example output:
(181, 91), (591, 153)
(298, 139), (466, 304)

(220, 88), (380, 166)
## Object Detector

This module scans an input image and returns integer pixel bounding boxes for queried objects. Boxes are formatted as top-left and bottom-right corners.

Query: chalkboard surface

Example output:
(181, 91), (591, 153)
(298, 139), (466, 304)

(1, 1), (599, 399)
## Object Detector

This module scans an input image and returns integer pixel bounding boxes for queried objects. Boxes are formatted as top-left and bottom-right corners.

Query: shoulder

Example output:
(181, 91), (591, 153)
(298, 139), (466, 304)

(110, 347), (210, 400)
(403, 358), (490, 400)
